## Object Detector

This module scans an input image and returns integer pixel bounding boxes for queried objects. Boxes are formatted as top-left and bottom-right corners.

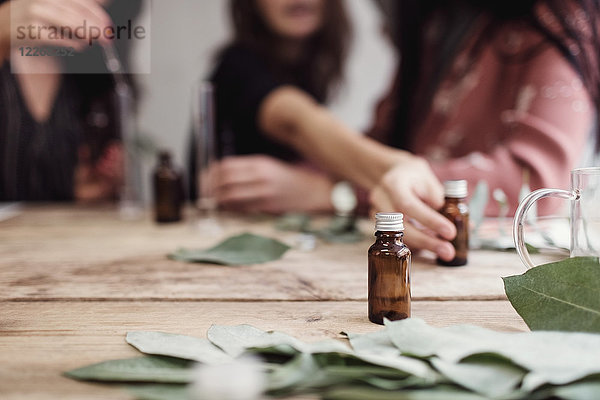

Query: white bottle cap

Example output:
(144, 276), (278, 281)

(444, 180), (468, 198)
(375, 213), (404, 232)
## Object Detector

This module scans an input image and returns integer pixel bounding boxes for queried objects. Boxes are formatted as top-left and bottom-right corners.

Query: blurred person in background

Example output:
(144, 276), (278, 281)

(368, 0), (599, 216)
(192, 0), (352, 215)
(0, 0), (141, 202)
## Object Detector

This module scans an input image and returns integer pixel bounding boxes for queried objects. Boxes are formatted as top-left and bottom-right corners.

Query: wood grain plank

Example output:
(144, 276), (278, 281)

(0, 206), (560, 302)
(0, 300), (527, 400)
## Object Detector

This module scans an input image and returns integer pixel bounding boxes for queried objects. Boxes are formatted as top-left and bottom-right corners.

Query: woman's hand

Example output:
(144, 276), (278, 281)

(370, 156), (457, 261)
(4, 0), (112, 52)
(214, 155), (335, 214)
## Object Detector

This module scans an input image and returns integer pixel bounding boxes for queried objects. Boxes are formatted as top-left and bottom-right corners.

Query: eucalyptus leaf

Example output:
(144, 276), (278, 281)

(268, 353), (431, 396)
(324, 385), (489, 400)
(275, 213), (312, 232)
(126, 331), (231, 364)
(126, 384), (189, 400)
(207, 324), (303, 357)
(304, 339), (355, 355)
(65, 356), (193, 383)
(430, 357), (525, 398)
(208, 325), (353, 358)
(385, 318), (600, 391)
(343, 330), (400, 358)
(345, 353), (438, 381)
(340, 332), (439, 381)
(316, 215), (364, 244)
(320, 363), (433, 391)
(66, 321), (600, 400)
(503, 257), (600, 333)
(351, 375), (432, 391)
(267, 353), (320, 393)
(553, 382), (600, 400)
(169, 233), (291, 265)
(321, 365), (413, 381)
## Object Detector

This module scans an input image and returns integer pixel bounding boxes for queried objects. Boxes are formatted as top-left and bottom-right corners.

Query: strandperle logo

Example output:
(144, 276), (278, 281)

(10, 0), (152, 74)
(15, 19), (147, 47)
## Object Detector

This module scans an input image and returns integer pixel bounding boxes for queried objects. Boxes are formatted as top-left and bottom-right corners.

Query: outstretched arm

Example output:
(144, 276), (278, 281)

(257, 86), (457, 260)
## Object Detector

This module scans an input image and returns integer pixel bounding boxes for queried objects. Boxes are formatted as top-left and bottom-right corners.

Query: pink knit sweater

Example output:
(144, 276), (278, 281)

(367, 7), (596, 216)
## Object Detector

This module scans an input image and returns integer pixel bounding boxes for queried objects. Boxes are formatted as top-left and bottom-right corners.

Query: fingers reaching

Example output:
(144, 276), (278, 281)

(370, 157), (460, 261)
(378, 164), (456, 240)
(403, 221), (456, 262)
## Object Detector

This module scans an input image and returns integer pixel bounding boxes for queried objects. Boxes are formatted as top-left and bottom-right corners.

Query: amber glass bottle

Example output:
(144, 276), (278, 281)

(437, 180), (469, 267)
(368, 213), (411, 325)
(153, 151), (184, 223)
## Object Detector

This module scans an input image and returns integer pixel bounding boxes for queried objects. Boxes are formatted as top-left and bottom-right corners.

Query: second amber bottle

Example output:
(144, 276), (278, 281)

(437, 180), (470, 267)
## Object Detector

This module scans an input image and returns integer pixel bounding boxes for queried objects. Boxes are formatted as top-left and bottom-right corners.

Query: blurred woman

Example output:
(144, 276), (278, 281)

(368, 0), (599, 216)
(0, 0), (141, 202)
(203, 0), (353, 214)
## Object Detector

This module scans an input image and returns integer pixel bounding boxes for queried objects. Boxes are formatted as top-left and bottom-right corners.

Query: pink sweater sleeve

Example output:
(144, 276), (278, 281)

(430, 46), (594, 217)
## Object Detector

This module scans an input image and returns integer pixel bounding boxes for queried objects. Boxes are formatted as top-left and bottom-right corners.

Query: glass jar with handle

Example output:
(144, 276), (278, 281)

(513, 168), (600, 269)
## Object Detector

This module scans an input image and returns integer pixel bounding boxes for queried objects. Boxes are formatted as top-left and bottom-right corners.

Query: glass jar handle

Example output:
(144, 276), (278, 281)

(513, 189), (577, 269)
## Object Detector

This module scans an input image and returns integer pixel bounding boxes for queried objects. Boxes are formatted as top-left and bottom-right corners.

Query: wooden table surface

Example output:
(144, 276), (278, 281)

(0, 206), (559, 400)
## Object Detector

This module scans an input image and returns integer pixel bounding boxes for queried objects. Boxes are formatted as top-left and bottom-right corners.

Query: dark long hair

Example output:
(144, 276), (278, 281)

(390, 0), (600, 149)
(229, 0), (351, 102)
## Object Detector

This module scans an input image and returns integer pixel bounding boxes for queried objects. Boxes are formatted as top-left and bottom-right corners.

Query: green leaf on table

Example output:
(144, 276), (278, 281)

(66, 320), (600, 400)
(207, 324), (352, 358)
(342, 331), (439, 380)
(503, 257), (600, 333)
(316, 215), (364, 244)
(344, 329), (400, 357)
(324, 385), (490, 400)
(267, 352), (432, 396)
(126, 331), (231, 364)
(267, 352), (321, 393)
(207, 324), (303, 357)
(65, 356), (193, 383)
(321, 364), (417, 384)
(126, 384), (189, 400)
(346, 353), (438, 381)
(275, 213), (312, 232)
(385, 318), (600, 391)
(168, 233), (290, 265)
(553, 382), (600, 400)
(430, 356), (525, 398)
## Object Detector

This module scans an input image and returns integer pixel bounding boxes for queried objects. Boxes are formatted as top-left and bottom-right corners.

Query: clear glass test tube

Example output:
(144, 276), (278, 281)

(192, 81), (220, 232)
(103, 44), (144, 220)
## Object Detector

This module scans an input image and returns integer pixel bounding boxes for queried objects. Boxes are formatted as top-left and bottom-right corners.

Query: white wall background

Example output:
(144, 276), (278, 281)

(132, 0), (396, 191)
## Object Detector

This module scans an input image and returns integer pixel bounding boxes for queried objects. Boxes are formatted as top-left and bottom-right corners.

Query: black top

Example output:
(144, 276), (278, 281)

(210, 44), (323, 160)
(0, 0), (141, 202)
(0, 66), (83, 201)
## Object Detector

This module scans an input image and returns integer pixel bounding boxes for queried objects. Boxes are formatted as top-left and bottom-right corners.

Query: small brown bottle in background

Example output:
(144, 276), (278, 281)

(437, 180), (469, 267)
(153, 151), (184, 224)
(368, 213), (411, 325)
